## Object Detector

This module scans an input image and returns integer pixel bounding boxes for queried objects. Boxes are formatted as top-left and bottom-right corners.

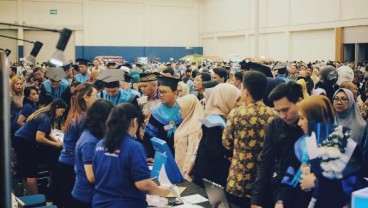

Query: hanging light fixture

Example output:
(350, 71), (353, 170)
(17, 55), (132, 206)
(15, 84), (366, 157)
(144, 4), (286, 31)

(50, 28), (72, 66)
(0, 22), (72, 66)
(24, 41), (43, 66)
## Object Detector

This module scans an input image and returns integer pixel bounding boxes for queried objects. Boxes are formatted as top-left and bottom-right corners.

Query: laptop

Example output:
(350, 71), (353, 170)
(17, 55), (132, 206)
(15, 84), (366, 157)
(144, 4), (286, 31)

(202, 178), (231, 208)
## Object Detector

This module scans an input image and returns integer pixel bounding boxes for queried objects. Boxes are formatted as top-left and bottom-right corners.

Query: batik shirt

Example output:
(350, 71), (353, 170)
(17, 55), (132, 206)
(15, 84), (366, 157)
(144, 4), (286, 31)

(222, 101), (275, 197)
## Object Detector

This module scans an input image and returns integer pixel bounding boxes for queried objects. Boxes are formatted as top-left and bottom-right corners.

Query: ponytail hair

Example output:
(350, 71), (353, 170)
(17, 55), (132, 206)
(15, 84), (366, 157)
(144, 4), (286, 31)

(105, 103), (140, 153)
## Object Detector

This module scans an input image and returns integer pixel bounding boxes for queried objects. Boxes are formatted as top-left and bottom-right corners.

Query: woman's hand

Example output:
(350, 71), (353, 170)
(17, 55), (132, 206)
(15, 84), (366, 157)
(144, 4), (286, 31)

(183, 173), (192, 182)
(300, 173), (316, 191)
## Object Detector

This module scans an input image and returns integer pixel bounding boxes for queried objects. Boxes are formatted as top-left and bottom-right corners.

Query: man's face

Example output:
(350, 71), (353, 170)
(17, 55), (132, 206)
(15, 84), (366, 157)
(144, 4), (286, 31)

(194, 75), (203, 91)
(139, 82), (156, 97)
(212, 73), (223, 83)
(289, 65), (297, 75)
(79, 64), (88, 75)
(50, 79), (61, 89)
(273, 97), (299, 125)
(105, 87), (119, 97)
(93, 60), (99, 66)
(158, 86), (176, 105)
(305, 68), (312, 77)
(33, 70), (44, 81)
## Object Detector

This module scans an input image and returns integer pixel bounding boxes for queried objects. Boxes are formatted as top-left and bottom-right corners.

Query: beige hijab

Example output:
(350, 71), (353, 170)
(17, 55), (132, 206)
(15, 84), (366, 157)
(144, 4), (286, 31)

(204, 83), (240, 117)
(175, 94), (204, 139)
(177, 81), (189, 97)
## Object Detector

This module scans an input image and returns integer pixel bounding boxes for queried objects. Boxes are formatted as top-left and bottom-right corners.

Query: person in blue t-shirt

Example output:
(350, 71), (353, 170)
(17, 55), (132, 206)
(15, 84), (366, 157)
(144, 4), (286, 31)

(72, 99), (113, 208)
(54, 83), (98, 208)
(12, 86), (39, 132)
(13, 98), (66, 195)
(93, 103), (170, 208)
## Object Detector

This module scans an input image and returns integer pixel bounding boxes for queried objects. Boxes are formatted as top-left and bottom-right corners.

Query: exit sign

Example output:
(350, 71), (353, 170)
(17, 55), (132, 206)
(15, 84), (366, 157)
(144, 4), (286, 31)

(49, 9), (57, 15)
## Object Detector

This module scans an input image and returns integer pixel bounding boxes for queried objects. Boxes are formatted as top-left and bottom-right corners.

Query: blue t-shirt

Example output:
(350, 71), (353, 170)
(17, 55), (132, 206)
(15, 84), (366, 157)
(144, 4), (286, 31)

(92, 133), (151, 208)
(72, 129), (99, 203)
(12, 103), (37, 130)
(15, 113), (51, 144)
(59, 116), (85, 165)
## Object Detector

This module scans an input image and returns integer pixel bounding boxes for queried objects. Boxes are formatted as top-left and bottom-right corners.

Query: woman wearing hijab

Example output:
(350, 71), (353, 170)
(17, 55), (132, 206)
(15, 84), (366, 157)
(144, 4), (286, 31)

(193, 83), (241, 188)
(177, 81), (189, 97)
(276, 95), (364, 208)
(13, 99), (66, 195)
(175, 94), (204, 181)
(333, 88), (366, 146)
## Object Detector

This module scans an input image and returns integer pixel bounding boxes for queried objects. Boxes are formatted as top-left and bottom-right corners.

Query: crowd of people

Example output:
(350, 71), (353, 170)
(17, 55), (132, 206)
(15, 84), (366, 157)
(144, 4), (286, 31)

(8, 57), (368, 208)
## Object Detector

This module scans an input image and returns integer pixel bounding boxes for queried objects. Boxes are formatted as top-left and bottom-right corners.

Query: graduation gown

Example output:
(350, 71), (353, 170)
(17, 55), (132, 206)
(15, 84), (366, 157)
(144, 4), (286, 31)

(142, 103), (182, 158)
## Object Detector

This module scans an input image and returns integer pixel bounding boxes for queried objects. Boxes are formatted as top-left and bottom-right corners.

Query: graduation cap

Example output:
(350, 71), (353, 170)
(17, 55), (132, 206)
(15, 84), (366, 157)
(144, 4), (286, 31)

(95, 69), (125, 88)
(75, 58), (90, 66)
(248, 62), (273, 77)
(72, 64), (79, 71)
(157, 75), (180, 91)
(272, 62), (287, 74)
(107, 62), (117, 69)
(61, 64), (71, 71)
(139, 72), (159, 82)
(45, 67), (67, 81)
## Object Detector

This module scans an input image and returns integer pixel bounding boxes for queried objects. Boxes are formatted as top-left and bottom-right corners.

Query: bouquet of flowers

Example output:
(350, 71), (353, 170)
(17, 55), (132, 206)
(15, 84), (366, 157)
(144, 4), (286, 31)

(306, 122), (358, 179)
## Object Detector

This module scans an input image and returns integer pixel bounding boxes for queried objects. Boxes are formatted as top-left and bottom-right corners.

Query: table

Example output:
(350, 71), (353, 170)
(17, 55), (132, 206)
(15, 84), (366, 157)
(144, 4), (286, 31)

(176, 181), (210, 207)
(173, 181), (240, 208)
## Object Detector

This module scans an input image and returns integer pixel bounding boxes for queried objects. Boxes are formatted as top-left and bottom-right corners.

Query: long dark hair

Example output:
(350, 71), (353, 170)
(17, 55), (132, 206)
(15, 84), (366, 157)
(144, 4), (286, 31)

(27, 98), (67, 129)
(63, 83), (96, 132)
(84, 99), (113, 139)
(23, 86), (38, 106)
(105, 103), (140, 153)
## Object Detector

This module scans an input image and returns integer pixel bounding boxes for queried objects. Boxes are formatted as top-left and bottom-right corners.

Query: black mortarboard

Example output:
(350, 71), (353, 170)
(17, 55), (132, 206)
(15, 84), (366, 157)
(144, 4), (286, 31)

(248, 62), (273, 77)
(72, 64), (79, 71)
(61, 64), (71, 71)
(124, 74), (132, 83)
(107, 62), (116, 69)
(75, 58), (90, 66)
(95, 69), (125, 88)
(157, 75), (180, 91)
(139, 72), (159, 82)
(135, 62), (143, 67)
(45, 67), (67, 81)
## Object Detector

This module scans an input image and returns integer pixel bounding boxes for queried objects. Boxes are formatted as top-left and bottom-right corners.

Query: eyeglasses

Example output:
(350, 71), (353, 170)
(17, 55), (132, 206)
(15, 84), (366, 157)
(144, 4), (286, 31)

(333, 97), (349, 103)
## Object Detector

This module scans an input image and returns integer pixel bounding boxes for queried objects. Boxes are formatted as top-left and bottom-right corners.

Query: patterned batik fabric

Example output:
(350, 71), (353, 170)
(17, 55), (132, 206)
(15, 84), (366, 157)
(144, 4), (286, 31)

(222, 101), (276, 197)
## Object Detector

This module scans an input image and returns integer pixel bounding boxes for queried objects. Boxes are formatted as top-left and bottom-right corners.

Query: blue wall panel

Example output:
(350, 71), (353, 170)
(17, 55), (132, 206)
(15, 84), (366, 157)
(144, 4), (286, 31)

(76, 46), (203, 62)
(18, 45), (23, 61)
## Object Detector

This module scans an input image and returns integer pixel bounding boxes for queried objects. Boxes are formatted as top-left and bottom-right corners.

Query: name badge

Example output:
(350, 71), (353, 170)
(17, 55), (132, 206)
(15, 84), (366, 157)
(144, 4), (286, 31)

(164, 121), (175, 131)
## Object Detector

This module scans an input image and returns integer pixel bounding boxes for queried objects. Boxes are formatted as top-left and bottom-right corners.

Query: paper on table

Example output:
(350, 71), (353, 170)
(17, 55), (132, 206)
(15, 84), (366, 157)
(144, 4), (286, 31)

(158, 164), (183, 202)
(305, 132), (319, 159)
(181, 194), (208, 204)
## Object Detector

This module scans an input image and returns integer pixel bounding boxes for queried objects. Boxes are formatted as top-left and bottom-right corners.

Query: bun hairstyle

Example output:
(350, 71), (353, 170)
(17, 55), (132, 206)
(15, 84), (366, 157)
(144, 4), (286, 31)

(104, 103), (140, 153)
